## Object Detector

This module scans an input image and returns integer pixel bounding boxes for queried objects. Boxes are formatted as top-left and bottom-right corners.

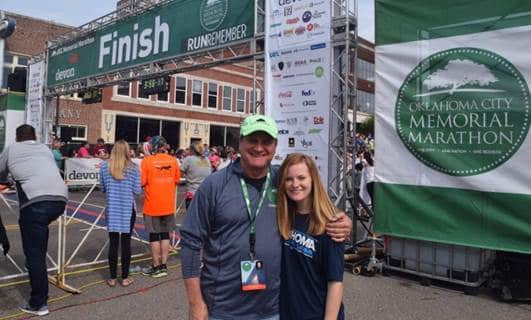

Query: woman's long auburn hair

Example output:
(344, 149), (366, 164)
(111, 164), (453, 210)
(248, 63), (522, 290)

(108, 140), (133, 180)
(277, 153), (339, 240)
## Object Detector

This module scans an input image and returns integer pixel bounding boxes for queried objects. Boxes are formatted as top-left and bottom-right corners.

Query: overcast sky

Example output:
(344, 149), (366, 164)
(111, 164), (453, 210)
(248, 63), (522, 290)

(0, 0), (375, 42)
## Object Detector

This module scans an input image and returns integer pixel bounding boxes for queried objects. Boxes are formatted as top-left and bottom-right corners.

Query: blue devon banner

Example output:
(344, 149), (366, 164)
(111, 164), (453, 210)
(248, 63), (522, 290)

(374, 0), (531, 253)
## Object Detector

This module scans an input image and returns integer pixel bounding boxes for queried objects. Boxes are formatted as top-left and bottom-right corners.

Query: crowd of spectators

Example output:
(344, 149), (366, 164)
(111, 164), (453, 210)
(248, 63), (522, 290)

(51, 136), (239, 174)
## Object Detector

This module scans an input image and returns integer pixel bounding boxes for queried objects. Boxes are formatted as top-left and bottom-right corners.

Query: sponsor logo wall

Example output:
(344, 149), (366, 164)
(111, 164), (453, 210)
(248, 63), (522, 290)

(265, 0), (331, 182)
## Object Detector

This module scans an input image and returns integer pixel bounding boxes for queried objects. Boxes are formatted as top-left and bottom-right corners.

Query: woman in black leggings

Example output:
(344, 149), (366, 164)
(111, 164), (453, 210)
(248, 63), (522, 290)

(100, 140), (142, 287)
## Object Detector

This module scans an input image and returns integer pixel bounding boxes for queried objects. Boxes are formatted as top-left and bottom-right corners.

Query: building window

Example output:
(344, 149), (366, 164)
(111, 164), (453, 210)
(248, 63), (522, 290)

(137, 81), (150, 99)
(226, 126), (240, 149)
(223, 86), (232, 111)
(357, 58), (374, 81)
(249, 89), (261, 113)
(236, 88), (245, 113)
(175, 76), (186, 104)
(192, 80), (203, 107)
(115, 116), (139, 143)
(17, 57), (29, 66)
(357, 90), (374, 113)
(2, 67), (10, 89)
(157, 91), (169, 102)
(139, 118), (160, 142)
(3, 54), (13, 64)
(57, 125), (87, 141)
(2, 53), (30, 89)
(161, 120), (181, 149)
(117, 82), (131, 96)
(208, 83), (218, 109)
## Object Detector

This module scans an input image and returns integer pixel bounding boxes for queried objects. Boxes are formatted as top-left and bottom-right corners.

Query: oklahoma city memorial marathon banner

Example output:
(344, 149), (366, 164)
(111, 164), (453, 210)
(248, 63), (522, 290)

(265, 0), (332, 183)
(374, 1), (531, 253)
(47, 0), (254, 87)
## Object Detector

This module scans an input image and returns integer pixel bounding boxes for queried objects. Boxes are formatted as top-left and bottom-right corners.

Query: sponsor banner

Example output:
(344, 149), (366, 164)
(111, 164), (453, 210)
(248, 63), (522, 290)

(267, 0), (330, 50)
(267, 43), (330, 173)
(47, 0), (254, 87)
(65, 158), (144, 185)
(265, 0), (331, 183)
(26, 61), (45, 141)
(374, 0), (531, 252)
(65, 158), (104, 185)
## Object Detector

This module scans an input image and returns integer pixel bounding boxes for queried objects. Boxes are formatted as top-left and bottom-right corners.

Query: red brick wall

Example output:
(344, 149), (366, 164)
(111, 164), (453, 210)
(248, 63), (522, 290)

(53, 98), (103, 143)
(4, 13), (73, 56)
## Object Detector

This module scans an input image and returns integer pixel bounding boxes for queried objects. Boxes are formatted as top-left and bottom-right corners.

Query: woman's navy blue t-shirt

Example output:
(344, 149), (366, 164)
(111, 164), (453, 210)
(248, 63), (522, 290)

(280, 213), (345, 320)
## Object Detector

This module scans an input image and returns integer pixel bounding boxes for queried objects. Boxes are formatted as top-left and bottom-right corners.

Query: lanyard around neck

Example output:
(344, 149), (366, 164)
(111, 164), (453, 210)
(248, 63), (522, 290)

(240, 171), (271, 259)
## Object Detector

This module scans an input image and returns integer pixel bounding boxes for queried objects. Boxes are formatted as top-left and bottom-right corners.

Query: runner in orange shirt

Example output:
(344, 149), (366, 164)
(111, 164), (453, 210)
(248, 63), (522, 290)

(141, 136), (181, 277)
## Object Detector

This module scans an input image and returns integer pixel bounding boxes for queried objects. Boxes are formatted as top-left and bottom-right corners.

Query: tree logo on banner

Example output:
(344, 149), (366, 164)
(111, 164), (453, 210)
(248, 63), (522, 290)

(200, 0), (229, 32)
(395, 48), (531, 176)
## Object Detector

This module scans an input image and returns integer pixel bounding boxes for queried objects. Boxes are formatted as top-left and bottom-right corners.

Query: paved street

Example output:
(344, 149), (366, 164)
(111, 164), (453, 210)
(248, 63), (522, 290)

(1, 188), (530, 320)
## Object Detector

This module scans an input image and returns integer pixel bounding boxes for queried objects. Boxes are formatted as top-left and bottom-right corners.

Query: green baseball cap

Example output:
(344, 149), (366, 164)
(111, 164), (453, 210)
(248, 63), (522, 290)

(240, 115), (278, 139)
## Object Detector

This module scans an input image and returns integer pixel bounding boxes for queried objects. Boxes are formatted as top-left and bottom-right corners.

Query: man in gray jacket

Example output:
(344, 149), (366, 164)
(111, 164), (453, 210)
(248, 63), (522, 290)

(0, 125), (68, 317)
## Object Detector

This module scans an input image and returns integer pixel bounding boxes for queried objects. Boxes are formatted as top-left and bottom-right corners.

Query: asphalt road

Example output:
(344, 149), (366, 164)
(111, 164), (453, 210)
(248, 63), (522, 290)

(1, 188), (530, 320)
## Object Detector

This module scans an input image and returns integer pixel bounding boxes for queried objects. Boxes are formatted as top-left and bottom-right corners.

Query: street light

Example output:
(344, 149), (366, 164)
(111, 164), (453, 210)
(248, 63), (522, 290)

(0, 15), (16, 90)
(0, 16), (16, 38)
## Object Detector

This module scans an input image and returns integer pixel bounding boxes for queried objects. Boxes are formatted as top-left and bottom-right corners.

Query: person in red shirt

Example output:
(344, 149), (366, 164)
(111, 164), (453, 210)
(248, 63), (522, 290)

(77, 142), (91, 158)
(140, 136), (181, 278)
(93, 138), (108, 159)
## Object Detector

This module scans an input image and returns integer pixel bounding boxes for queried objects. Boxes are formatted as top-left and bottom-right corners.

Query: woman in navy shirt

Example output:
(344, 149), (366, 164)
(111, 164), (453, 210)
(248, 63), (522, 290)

(277, 153), (345, 320)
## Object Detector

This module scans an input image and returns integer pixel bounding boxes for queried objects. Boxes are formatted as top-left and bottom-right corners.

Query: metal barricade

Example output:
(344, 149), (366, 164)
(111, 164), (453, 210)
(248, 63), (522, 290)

(0, 190), (61, 285)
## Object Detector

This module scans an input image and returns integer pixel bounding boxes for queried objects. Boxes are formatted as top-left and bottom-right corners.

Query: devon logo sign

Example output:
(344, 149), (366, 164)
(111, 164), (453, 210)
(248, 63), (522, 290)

(396, 48), (531, 176)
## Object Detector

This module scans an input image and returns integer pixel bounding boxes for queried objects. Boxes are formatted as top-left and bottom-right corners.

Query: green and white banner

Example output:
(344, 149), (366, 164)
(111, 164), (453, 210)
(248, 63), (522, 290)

(374, 1), (531, 253)
(47, 0), (254, 87)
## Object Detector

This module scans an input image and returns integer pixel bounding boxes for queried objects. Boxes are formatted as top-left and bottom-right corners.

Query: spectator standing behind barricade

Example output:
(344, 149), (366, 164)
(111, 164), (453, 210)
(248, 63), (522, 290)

(277, 153), (345, 320)
(141, 136), (181, 278)
(99, 140), (141, 288)
(0, 124), (68, 317)
(360, 151), (375, 207)
(142, 136), (152, 157)
(0, 213), (9, 255)
(77, 141), (91, 158)
(180, 142), (211, 209)
(208, 147), (221, 172)
(93, 138), (109, 159)
(51, 140), (64, 170)
(217, 146), (235, 171)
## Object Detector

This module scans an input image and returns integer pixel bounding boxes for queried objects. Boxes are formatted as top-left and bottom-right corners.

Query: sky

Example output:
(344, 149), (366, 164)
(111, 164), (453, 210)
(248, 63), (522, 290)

(0, 0), (375, 42)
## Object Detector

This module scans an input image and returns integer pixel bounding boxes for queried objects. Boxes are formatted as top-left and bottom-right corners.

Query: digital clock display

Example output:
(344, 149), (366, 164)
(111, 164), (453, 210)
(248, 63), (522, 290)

(141, 76), (170, 95)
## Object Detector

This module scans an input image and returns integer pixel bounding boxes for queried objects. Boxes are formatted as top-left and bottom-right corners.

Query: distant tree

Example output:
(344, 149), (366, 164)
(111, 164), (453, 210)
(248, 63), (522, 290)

(423, 59), (498, 94)
(358, 115), (374, 136)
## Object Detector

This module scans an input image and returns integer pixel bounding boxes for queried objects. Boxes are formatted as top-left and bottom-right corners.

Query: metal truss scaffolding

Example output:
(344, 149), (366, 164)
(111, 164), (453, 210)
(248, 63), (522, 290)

(328, 0), (357, 212)
(45, 0), (266, 97)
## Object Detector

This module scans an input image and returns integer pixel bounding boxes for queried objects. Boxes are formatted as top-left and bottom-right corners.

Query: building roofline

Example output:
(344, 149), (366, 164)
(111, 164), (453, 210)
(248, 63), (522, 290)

(2, 10), (74, 29)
